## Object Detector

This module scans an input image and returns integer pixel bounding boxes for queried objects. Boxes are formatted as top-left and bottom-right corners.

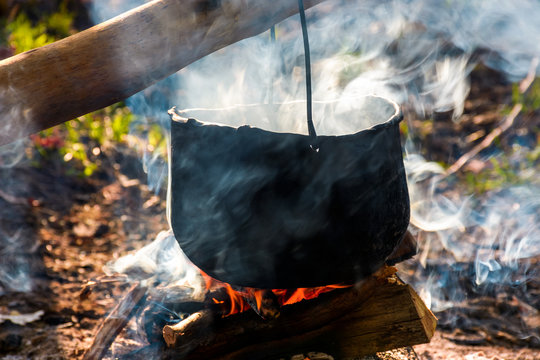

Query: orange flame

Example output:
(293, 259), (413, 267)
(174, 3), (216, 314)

(272, 284), (351, 306)
(201, 271), (250, 316)
(200, 271), (351, 317)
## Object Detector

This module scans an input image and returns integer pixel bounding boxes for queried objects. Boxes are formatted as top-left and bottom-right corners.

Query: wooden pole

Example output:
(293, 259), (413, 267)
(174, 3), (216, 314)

(0, 0), (327, 146)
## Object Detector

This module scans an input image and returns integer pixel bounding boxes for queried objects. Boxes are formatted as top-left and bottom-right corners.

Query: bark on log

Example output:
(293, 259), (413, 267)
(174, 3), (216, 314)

(0, 0), (327, 146)
(161, 273), (437, 360)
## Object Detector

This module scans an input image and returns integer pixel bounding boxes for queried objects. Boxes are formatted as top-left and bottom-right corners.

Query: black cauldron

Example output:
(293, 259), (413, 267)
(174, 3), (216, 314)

(169, 96), (410, 288)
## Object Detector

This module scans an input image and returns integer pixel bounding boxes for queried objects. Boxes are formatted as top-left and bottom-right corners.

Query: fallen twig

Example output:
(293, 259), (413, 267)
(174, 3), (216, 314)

(445, 57), (538, 176)
(82, 282), (148, 360)
(445, 103), (522, 176)
(79, 274), (130, 300)
(519, 57), (539, 93)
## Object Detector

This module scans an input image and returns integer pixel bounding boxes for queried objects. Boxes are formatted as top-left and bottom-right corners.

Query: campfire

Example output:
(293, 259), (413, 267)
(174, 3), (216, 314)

(79, 227), (435, 360)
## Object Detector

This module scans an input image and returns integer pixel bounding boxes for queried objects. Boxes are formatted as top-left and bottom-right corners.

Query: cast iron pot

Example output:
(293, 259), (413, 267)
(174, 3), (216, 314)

(169, 96), (410, 288)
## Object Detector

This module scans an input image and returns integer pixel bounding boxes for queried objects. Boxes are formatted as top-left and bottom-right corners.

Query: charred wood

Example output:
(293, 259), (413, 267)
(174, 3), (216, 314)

(140, 285), (206, 342)
(140, 284), (234, 342)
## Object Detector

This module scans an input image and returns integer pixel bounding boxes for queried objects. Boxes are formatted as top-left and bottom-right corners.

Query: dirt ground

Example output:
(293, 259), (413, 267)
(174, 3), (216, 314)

(415, 332), (540, 360)
(0, 66), (539, 359)
(0, 146), (168, 359)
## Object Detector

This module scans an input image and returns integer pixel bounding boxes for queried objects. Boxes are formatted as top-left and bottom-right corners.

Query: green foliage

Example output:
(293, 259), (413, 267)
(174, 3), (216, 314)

(463, 146), (539, 194)
(399, 120), (409, 138)
(465, 77), (540, 194)
(28, 103), (142, 177)
(60, 104), (136, 177)
(6, 3), (73, 54)
(6, 13), (55, 52)
(46, 4), (74, 38)
(527, 144), (540, 164)
(464, 161), (512, 195)
(147, 123), (168, 156)
(511, 80), (540, 113)
(3, 4), (167, 178)
(36, 104), (168, 178)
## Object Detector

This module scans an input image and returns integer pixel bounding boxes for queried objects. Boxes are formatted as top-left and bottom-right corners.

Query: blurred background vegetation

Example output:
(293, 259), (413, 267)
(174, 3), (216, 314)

(0, 0), (166, 178)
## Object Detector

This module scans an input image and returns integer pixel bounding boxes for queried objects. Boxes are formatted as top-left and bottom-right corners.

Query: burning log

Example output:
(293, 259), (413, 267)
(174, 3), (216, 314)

(140, 230), (418, 343)
(140, 284), (209, 342)
(162, 309), (215, 352)
(160, 269), (436, 360)
(139, 284), (247, 342)
(0, 0), (327, 146)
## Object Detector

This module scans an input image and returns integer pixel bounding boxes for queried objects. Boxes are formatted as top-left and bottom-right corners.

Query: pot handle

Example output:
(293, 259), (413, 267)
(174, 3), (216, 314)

(298, 0), (318, 147)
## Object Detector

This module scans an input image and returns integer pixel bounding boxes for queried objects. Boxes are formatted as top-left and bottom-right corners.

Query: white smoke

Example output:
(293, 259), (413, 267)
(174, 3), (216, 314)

(104, 230), (204, 289)
(0, 140), (27, 169)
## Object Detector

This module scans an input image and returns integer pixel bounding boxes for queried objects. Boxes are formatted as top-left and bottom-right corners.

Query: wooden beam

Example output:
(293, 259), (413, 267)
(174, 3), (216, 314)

(0, 0), (327, 146)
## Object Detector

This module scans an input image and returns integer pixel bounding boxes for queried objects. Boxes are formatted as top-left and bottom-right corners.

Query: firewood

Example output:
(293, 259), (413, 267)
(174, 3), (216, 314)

(146, 233), (418, 343)
(160, 271), (436, 360)
(162, 309), (215, 351)
(141, 283), (246, 342)
(161, 273), (381, 350)
(0, 0), (327, 146)
(140, 285), (203, 342)
(82, 282), (147, 360)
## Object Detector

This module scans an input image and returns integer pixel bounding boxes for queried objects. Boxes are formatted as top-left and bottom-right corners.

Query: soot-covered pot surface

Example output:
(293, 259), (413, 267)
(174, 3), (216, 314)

(169, 96), (410, 289)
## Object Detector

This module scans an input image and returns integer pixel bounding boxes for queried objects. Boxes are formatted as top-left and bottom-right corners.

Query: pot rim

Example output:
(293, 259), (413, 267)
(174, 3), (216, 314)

(168, 95), (402, 137)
